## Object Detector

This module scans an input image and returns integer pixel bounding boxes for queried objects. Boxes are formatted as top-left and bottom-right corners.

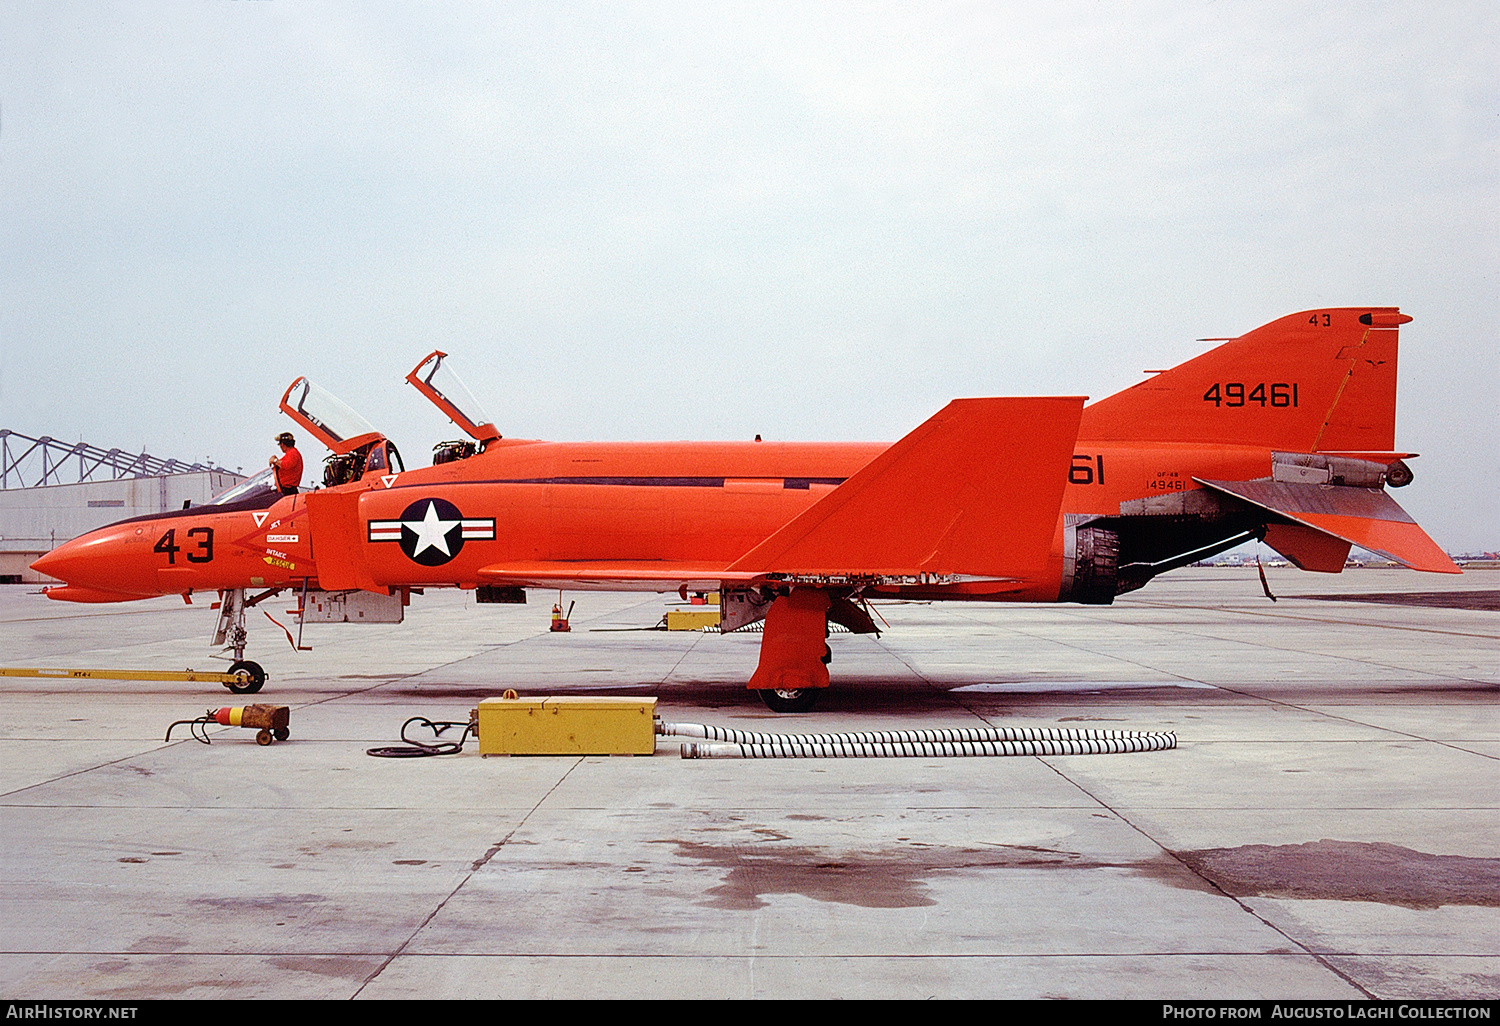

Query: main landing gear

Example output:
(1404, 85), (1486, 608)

(749, 590), (834, 713)
(755, 641), (833, 712)
(757, 687), (818, 713)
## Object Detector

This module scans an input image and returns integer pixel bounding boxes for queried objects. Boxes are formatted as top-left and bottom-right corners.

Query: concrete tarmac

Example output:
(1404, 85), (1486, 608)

(1, 568), (1496, 1000)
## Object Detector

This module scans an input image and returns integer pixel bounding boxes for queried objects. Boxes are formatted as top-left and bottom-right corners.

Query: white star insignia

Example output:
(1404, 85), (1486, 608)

(407, 500), (460, 558)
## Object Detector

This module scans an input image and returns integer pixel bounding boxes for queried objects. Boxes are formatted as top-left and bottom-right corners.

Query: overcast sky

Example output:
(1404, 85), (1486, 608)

(2, 1), (1495, 552)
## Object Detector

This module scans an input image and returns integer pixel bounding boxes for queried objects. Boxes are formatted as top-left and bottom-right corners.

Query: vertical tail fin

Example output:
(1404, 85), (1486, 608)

(1079, 308), (1409, 452)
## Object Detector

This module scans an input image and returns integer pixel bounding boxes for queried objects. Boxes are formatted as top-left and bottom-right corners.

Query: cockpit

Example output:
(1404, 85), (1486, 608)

(272, 355), (497, 483)
(278, 377), (404, 486)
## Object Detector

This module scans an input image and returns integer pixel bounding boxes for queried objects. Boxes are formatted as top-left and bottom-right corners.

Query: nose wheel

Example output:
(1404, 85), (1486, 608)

(227, 660), (266, 695)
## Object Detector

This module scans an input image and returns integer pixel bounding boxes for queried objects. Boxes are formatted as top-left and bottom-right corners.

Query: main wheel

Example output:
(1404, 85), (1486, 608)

(757, 688), (819, 713)
(227, 660), (265, 695)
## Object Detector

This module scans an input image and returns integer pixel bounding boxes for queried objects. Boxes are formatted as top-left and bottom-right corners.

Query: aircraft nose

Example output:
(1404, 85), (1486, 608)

(30, 532), (108, 586)
(30, 524), (154, 593)
(30, 544), (73, 582)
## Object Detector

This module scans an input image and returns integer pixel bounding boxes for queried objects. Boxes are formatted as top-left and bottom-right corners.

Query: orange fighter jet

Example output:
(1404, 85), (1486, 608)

(32, 307), (1458, 710)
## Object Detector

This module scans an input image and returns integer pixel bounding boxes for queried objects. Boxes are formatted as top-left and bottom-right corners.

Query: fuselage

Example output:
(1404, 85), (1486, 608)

(37, 306), (1441, 605)
(31, 432), (1279, 604)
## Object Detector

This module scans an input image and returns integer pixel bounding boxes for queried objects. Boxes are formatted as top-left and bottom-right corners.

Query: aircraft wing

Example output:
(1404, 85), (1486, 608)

(476, 396), (1086, 592)
(726, 396), (1084, 579)
(475, 561), (756, 593)
(1195, 478), (1460, 574)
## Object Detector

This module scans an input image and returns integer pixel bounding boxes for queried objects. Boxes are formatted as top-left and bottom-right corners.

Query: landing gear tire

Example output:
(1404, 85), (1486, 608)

(227, 660), (265, 695)
(758, 688), (819, 713)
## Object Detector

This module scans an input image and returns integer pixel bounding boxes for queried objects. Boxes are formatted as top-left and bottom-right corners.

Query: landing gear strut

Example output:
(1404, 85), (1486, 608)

(213, 588), (275, 694)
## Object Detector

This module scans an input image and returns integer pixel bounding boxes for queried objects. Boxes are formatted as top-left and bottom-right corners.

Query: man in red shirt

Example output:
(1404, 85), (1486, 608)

(270, 432), (303, 495)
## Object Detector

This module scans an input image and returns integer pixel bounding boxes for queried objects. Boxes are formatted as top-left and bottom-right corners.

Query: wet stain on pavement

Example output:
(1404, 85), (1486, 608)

(303, 839), (395, 852)
(1174, 840), (1500, 909)
(125, 936), (189, 953)
(267, 955), (379, 979)
(660, 835), (1497, 912)
(192, 893), (328, 913)
(1292, 589), (1500, 612)
(663, 838), (1192, 910)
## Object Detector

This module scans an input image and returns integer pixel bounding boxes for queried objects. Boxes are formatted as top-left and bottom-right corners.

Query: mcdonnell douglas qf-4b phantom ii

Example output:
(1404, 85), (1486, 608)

(33, 308), (1459, 711)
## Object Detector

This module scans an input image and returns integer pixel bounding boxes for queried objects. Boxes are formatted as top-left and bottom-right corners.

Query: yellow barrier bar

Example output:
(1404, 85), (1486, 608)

(0, 666), (245, 684)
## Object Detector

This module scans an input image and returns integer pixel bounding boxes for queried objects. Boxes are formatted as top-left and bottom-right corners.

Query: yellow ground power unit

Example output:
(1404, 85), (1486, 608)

(476, 696), (658, 755)
(665, 609), (721, 630)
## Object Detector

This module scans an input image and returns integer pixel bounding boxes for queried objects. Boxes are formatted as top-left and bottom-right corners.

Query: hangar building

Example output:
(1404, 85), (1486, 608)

(1, 430), (242, 584)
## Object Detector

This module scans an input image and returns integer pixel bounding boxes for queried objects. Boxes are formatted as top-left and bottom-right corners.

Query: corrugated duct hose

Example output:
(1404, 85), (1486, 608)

(659, 722), (1177, 759)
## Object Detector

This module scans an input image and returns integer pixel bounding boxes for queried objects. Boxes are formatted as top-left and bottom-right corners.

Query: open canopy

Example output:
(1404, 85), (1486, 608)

(278, 377), (385, 455)
(406, 351), (501, 445)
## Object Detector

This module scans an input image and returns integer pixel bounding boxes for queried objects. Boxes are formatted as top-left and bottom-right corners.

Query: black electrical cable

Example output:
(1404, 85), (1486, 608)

(366, 716), (476, 758)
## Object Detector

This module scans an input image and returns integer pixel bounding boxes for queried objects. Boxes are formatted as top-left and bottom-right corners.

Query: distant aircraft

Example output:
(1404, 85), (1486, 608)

(32, 308), (1458, 710)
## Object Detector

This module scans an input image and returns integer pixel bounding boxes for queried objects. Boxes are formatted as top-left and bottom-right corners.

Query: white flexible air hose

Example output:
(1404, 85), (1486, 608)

(657, 722), (1177, 760)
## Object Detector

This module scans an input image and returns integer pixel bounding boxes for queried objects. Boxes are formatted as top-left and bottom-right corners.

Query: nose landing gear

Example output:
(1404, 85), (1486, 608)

(214, 588), (277, 694)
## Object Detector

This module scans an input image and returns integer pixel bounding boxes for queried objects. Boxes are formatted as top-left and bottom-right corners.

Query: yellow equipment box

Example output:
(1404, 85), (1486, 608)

(476, 696), (658, 755)
(665, 610), (721, 630)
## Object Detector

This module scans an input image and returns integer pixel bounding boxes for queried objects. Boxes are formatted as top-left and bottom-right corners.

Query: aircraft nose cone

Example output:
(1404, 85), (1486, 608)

(30, 545), (72, 582)
(30, 526), (146, 592)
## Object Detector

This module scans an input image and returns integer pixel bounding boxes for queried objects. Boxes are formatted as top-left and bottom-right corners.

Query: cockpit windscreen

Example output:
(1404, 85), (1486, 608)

(203, 468), (281, 508)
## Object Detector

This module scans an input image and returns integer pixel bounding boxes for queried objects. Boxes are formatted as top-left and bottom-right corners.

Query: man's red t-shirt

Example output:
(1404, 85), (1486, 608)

(275, 446), (303, 492)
